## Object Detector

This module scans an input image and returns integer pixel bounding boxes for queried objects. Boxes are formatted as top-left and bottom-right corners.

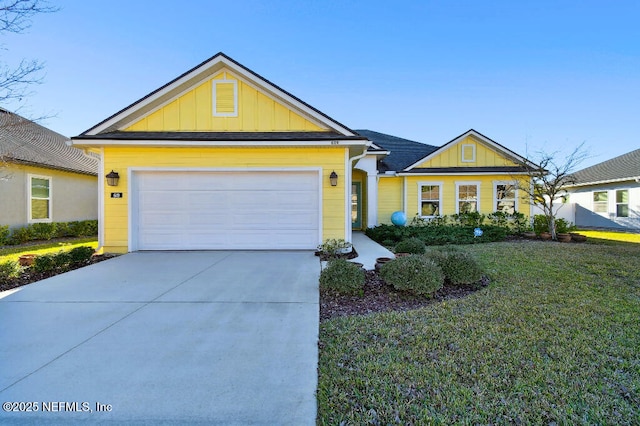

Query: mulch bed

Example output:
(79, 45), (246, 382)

(320, 270), (490, 321)
(0, 254), (118, 293)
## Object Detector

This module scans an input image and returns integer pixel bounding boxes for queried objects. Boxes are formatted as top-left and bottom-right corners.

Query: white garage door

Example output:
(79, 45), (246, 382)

(134, 171), (320, 250)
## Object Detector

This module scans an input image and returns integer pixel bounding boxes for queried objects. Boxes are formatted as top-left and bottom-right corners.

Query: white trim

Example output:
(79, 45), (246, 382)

(417, 181), (443, 218)
(98, 148), (105, 250)
(212, 78), (238, 117)
(461, 144), (476, 163)
(84, 55), (357, 136)
(127, 167), (323, 252)
(72, 138), (368, 148)
(397, 171), (529, 176)
(27, 174), (52, 223)
(493, 180), (518, 213)
(455, 181), (481, 214)
(404, 130), (533, 171)
(567, 176), (640, 187)
(403, 176), (408, 218)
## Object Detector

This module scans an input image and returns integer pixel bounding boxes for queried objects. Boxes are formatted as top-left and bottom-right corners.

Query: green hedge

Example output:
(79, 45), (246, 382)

(366, 223), (508, 246)
(0, 220), (98, 246)
(32, 246), (95, 274)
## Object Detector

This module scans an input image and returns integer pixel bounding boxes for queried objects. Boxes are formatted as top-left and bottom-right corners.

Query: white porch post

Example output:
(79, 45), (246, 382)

(354, 155), (379, 229)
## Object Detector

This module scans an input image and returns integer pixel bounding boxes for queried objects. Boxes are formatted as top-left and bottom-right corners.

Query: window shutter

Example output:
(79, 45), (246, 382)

(213, 80), (238, 116)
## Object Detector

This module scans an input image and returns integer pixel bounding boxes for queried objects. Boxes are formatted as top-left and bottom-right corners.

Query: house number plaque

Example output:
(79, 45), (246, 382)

(110, 192), (123, 198)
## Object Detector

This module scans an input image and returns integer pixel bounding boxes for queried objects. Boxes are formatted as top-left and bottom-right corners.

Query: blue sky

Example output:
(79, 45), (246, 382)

(3, 0), (639, 168)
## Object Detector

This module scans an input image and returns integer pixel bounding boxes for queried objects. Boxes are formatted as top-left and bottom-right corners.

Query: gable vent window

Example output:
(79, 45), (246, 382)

(213, 79), (238, 117)
(461, 144), (476, 163)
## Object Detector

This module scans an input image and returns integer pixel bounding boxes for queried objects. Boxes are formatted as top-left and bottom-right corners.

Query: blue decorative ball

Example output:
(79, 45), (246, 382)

(391, 211), (407, 226)
(474, 228), (484, 237)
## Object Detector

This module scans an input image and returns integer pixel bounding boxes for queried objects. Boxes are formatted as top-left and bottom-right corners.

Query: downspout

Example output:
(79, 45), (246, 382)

(96, 147), (105, 253)
(347, 143), (371, 242)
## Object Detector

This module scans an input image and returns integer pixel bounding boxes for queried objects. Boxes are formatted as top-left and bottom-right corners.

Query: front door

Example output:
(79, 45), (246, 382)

(352, 182), (362, 229)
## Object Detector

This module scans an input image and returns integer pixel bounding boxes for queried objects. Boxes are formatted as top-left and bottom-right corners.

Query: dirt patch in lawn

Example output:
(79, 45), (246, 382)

(0, 254), (118, 293)
(320, 269), (489, 322)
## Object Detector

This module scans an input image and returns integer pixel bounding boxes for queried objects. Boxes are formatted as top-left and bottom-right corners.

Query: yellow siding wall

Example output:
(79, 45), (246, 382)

(377, 177), (403, 224)
(125, 70), (327, 132)
(102, 146), (346, 252)
(405, 175), (531, 218)
(416, 136), (520, 168)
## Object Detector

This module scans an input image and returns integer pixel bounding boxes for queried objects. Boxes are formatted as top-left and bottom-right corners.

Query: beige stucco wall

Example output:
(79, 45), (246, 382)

(0, 163), (97, 229)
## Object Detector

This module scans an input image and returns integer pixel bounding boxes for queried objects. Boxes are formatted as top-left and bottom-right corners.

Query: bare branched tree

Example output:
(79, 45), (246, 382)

(0, 0), (58, 106)
(514, 142), (589, 240)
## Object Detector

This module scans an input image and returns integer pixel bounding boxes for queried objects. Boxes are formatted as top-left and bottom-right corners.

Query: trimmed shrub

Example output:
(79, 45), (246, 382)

(9, 227), (33, 245)
(30, 223), (57, 240)
(395, 237), (427, 254)
(320, 259), (365, 295)
(0, 260), (20, 280)
(33, 254), (56, 273)
(428, 248), (484, 287)
(68, 246), (95, 264)
(0, 225), (10, 246)
(380, 255), (444, 297)
(55, 222), (73, 238)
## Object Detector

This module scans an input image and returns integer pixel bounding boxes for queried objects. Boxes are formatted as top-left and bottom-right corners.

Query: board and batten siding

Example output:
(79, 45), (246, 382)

(415, 136), (521, 168)
(102, 146), (347, 253)
(376, 174), (531, 224)
(125, 70), (326, 132)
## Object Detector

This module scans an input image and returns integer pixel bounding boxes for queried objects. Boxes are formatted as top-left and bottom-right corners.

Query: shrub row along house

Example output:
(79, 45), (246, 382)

(0, 108), (98, 231)
(70, 53), (537, 253)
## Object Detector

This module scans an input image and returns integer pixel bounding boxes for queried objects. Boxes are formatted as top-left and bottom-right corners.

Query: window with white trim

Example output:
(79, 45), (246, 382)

(616, 189), (629, 217)
(495, 183), (516, 214)
(593, 191), (608, 213)
(212, 78), (238, 117)
(461, 144), (476, 163)
(457, 182), (479, 213)
(28, 174), (52, 222)
(419, 183), (442, 217)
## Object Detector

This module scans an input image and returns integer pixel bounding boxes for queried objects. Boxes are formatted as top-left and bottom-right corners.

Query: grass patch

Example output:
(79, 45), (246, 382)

(318, 241), (640, 424)
(0, 238), (98, 263)
(580, 229), (640, 245)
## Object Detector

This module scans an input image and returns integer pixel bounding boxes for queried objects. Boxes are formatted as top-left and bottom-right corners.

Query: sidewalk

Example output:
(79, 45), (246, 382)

(349, 232), (395, 270)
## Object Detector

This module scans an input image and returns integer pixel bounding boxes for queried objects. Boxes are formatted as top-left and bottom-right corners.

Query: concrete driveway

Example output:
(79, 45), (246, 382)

(0, 251), (319, 425)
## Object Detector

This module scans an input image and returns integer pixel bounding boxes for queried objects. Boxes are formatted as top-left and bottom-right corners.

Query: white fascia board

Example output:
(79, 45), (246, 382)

(404, 130), (533, 171)
(70, 138), (369, 148)
(567, 176), (640, 188)
(86, 55), (356, 137)
(87, 58), (229, 135)
(397, 171), (530, 177)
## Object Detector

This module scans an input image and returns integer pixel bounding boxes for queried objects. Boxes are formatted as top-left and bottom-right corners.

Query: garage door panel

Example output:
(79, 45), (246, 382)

(135, 171), (320, 250)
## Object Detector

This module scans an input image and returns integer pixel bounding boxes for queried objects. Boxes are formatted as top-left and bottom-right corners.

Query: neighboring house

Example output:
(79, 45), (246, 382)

(0, 108), (98, 229)
(564, 149), (640, 231)
(71, 53), (533, 253)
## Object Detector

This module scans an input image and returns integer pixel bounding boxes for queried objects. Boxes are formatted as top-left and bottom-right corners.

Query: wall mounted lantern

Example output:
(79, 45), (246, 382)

(106, 170), (120, 187)
(329, 171), (338, 187)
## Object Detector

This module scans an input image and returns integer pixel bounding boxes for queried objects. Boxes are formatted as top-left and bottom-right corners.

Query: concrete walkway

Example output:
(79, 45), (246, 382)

(349, 232), (395, 270)
(0, 251), (319, 425)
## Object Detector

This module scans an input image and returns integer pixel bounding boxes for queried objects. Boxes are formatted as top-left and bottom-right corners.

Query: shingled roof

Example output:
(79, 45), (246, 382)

(570, 148), (640, 186)
(357, 129), (439, 172)
(0, 108), (97, 175)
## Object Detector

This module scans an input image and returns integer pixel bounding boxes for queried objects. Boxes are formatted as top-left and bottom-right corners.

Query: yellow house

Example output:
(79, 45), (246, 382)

(71, 53), (533, 253)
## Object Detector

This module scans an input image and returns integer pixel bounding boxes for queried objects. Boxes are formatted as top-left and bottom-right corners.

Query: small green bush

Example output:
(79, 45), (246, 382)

(33, 254), (56, 273)
(317, 239), (353, 259)
(53, 251), (72, 269)
(380, 255), (444, 297)
(0, 225), (10, 246)
(68, 246), (95, 264)
(9, 227), (33, 245)
(428, 248), (484, 287)
(30, 223), (57, 240)
(395, 237), (426, 254)
(320, 259), (365, 295)
(55, 222), (72, 238)
(0, 260), (20, 280)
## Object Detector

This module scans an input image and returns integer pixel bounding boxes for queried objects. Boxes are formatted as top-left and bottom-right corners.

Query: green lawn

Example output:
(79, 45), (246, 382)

(578, 229), (640, 245)
(318, 241), (640, 424)
(0, 238), (98, 263)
